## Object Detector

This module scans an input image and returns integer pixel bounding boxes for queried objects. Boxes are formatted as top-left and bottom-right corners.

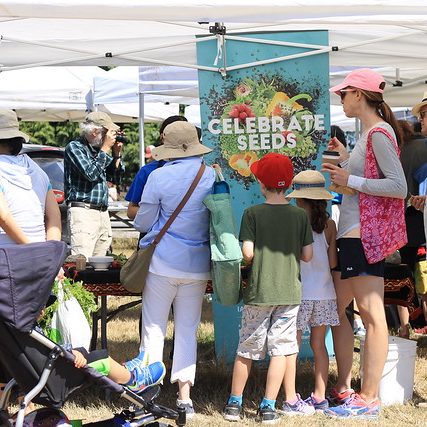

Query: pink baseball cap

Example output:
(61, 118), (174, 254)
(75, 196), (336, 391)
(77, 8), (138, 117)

(330, 68), (386, 95)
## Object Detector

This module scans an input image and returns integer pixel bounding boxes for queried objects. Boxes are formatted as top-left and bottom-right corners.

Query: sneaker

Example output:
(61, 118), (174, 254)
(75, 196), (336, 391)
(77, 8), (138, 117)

(127, 361), (166, 393)
(304, 394), (329, 412)
(177, 401), (195, 420)
(327, 387), (355, 405)
(324, 393), (380, 420)
(257, 405), (280, 424)
(223, 401), (242, 422)
(124, 350), (149, 372)
(281, 394), (315, 416)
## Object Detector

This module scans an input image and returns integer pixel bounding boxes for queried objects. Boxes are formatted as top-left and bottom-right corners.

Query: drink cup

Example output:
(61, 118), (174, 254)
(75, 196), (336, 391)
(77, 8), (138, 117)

(322, 150), (356, 195)
(322, 150), (340, 166)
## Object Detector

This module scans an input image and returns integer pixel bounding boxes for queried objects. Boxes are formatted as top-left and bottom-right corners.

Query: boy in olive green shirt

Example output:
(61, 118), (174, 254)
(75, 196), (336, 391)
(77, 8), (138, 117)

(223, 153), (314, 424)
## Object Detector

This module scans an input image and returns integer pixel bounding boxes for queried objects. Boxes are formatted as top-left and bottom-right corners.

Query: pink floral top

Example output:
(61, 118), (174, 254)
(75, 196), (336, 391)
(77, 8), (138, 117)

(359, 127), (407, 263)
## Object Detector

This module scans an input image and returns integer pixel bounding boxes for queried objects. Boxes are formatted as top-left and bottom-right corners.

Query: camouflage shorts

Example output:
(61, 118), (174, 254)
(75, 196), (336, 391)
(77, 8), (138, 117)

(237, 304), (299, 360)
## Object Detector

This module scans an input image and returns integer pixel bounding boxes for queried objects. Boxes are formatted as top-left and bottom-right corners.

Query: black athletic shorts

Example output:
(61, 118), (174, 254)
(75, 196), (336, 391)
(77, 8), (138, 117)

(335, 238), (385, 279)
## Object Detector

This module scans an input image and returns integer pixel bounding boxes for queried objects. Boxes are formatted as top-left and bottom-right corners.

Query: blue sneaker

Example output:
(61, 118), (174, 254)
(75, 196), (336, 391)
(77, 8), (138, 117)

(324, 393), (380, 420)
(124, 350), (148, 372)
(304, 394), (329, 412)
(127, 361), (166, 393)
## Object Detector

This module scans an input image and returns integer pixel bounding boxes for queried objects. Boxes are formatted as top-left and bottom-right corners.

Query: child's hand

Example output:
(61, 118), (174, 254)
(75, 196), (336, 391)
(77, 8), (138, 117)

(72, 350), (87, 368)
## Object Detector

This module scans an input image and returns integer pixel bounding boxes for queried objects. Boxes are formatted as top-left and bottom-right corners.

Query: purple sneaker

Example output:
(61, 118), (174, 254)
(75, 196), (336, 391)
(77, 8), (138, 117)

(304, 393), (329, 412)
(281, 394), (315, 416)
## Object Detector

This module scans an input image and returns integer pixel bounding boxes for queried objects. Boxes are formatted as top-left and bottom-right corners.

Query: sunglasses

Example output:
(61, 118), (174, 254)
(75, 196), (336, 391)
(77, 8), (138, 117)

(339, 88), (357, 101)
(419, 110), (427, 120)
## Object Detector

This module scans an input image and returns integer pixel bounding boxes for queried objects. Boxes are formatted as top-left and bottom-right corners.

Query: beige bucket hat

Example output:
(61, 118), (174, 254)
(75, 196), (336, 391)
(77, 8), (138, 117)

(0, 109), (30, 142)
(151, 121), (212, 161)
(412, 91), (427, 117)
(287, 170), (333, 200)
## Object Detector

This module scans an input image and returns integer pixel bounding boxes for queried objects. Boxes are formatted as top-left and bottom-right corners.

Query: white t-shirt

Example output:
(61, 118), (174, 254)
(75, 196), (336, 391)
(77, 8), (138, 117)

(0, 154), (50, 246)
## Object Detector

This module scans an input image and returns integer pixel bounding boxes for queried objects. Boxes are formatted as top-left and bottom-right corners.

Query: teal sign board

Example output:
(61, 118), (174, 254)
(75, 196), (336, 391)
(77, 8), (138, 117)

(197, 31), (330, 363)
(197, 30), (330, 226)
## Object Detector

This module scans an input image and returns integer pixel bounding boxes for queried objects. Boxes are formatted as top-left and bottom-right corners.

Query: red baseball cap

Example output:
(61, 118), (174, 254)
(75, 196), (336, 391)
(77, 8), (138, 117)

(250, 153), (294, 189)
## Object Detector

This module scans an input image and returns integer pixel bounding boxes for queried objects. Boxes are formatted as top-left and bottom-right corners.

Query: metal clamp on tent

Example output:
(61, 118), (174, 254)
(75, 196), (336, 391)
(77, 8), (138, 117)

(210, 22), (227, 77)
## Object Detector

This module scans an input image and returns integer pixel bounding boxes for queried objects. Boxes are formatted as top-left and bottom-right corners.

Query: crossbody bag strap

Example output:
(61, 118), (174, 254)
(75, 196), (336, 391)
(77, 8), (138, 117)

(152, 163), (206, 245)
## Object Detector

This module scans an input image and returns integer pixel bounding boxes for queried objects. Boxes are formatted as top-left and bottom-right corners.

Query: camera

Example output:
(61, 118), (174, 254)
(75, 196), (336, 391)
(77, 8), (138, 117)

(115, 131), (127, 144)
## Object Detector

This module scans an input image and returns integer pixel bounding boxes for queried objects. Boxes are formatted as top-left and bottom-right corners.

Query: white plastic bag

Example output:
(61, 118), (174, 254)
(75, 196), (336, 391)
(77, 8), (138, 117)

(49, 283), (92, 350)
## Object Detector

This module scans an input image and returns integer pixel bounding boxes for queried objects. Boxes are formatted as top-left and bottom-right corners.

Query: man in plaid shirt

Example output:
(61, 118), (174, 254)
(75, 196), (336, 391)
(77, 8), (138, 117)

(65, 112), (124, 258)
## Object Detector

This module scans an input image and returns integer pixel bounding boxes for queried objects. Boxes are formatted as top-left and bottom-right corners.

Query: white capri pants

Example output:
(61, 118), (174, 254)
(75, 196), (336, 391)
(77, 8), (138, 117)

(140, 272), (207, 385)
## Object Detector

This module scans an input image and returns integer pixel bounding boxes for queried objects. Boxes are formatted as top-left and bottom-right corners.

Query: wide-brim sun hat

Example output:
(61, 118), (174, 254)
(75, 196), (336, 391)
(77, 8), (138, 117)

(329, 68), (386, 95)
(250, 153), (294, 189)
(151, 121), (212, 161)
(287, 170), (333, 200)
(412, 91), (427, 116)
(0, 109), (30, 142)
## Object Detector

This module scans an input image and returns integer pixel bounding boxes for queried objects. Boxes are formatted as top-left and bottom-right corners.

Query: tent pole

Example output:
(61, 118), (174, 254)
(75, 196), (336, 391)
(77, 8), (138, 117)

(139, 92), (145, 167)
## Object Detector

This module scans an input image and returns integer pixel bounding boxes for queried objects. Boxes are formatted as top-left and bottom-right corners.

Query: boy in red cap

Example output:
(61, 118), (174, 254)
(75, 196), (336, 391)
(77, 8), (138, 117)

(223, 153), (314, 424)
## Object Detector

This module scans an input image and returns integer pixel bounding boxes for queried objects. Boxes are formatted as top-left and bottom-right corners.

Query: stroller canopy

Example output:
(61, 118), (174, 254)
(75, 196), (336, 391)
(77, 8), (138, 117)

(0, 240), (67, 332)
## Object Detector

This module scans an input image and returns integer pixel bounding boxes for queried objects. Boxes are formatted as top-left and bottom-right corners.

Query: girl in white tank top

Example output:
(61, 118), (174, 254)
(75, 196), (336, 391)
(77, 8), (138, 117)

(287, 170), (340, 411)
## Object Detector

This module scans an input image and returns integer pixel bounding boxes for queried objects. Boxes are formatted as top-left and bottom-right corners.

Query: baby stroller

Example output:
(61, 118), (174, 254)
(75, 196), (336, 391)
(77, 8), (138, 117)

(0, 241), (185, 427)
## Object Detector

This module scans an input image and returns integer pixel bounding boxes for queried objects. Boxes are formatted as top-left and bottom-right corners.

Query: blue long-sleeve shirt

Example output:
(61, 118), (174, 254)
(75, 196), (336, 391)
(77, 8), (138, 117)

(134, 157), (215, 280)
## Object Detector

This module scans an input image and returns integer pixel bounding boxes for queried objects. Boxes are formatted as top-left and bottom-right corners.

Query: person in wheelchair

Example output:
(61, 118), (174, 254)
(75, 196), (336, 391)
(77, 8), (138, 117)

(0, 241), (185, 427)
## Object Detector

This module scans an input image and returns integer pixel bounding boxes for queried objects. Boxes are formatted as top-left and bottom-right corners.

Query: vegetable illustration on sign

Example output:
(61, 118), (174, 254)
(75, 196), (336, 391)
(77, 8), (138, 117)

(205, 76), (325, 182)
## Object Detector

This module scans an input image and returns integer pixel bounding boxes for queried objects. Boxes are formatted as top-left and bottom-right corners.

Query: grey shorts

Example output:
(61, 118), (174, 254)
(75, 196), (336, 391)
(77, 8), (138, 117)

(237, 304), (299, 360)
(296, 299), (340, 332)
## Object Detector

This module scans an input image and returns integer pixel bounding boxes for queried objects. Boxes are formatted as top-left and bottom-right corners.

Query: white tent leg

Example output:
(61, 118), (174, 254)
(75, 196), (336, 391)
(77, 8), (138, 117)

(139, 92), (145, 167)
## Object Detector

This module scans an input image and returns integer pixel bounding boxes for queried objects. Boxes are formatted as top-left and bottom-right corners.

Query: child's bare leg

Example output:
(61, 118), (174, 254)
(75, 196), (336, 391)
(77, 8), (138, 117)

(282, 353), (297, 402)
(310, 325), (328, 400)
(265, 356), (286, 400)
(230, 355), (252, 396)
(107, 357), (131, 384)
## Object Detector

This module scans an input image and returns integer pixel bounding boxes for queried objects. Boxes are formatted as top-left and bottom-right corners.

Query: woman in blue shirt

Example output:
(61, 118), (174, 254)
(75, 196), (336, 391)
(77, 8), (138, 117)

(134, 121), (214, 419)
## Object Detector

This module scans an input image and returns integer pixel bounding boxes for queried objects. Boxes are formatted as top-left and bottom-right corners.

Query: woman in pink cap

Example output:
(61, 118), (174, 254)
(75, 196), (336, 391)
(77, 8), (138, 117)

(322, 69), (407, 419)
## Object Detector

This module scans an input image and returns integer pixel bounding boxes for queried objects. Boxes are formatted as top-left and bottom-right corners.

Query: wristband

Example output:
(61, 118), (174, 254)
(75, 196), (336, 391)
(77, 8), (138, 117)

(113, 156), (122, 160)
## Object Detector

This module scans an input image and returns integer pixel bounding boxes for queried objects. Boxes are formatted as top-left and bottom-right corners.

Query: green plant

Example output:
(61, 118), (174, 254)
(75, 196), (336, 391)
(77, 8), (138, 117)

(39, 277), (98, 335)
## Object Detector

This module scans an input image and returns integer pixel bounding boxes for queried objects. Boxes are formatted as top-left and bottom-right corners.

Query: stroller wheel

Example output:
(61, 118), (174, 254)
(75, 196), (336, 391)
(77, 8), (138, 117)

(18, 408), (70, 426)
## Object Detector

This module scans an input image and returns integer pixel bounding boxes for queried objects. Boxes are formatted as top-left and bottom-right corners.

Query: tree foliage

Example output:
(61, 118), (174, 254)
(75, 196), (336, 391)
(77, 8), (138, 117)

(19, 120), (162, 187)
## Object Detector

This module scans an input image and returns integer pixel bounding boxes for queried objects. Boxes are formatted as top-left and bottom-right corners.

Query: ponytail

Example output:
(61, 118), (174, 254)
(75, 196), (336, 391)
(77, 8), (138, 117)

(361, 89), (402, 145)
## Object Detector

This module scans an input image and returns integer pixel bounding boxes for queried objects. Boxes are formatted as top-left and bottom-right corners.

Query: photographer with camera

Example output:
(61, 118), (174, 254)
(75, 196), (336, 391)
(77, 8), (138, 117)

(64, 111), (124, 258)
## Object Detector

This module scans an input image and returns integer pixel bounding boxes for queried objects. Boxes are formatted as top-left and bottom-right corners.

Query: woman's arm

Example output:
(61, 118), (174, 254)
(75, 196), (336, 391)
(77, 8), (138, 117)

(325, 218), (338, 269)
(350, 132), (407, 198)
(0, 192), (31, 244)
(44, 189), (61, 241)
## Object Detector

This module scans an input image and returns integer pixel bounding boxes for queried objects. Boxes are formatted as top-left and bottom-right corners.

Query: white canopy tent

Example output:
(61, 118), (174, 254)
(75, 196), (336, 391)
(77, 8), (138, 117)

(1, 1), (427, 78)
(1, 1), (427, 161)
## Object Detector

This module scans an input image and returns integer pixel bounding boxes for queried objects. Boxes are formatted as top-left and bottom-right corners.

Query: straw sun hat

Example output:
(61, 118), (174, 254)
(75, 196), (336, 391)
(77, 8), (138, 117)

(412, 91), (427, 117)
(287, 170), (333, 200)
(151, 121), (212, 161)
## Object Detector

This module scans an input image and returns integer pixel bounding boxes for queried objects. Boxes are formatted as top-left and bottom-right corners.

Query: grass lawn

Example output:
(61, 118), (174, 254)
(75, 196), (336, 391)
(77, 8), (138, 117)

(58, 296), (427, 426)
